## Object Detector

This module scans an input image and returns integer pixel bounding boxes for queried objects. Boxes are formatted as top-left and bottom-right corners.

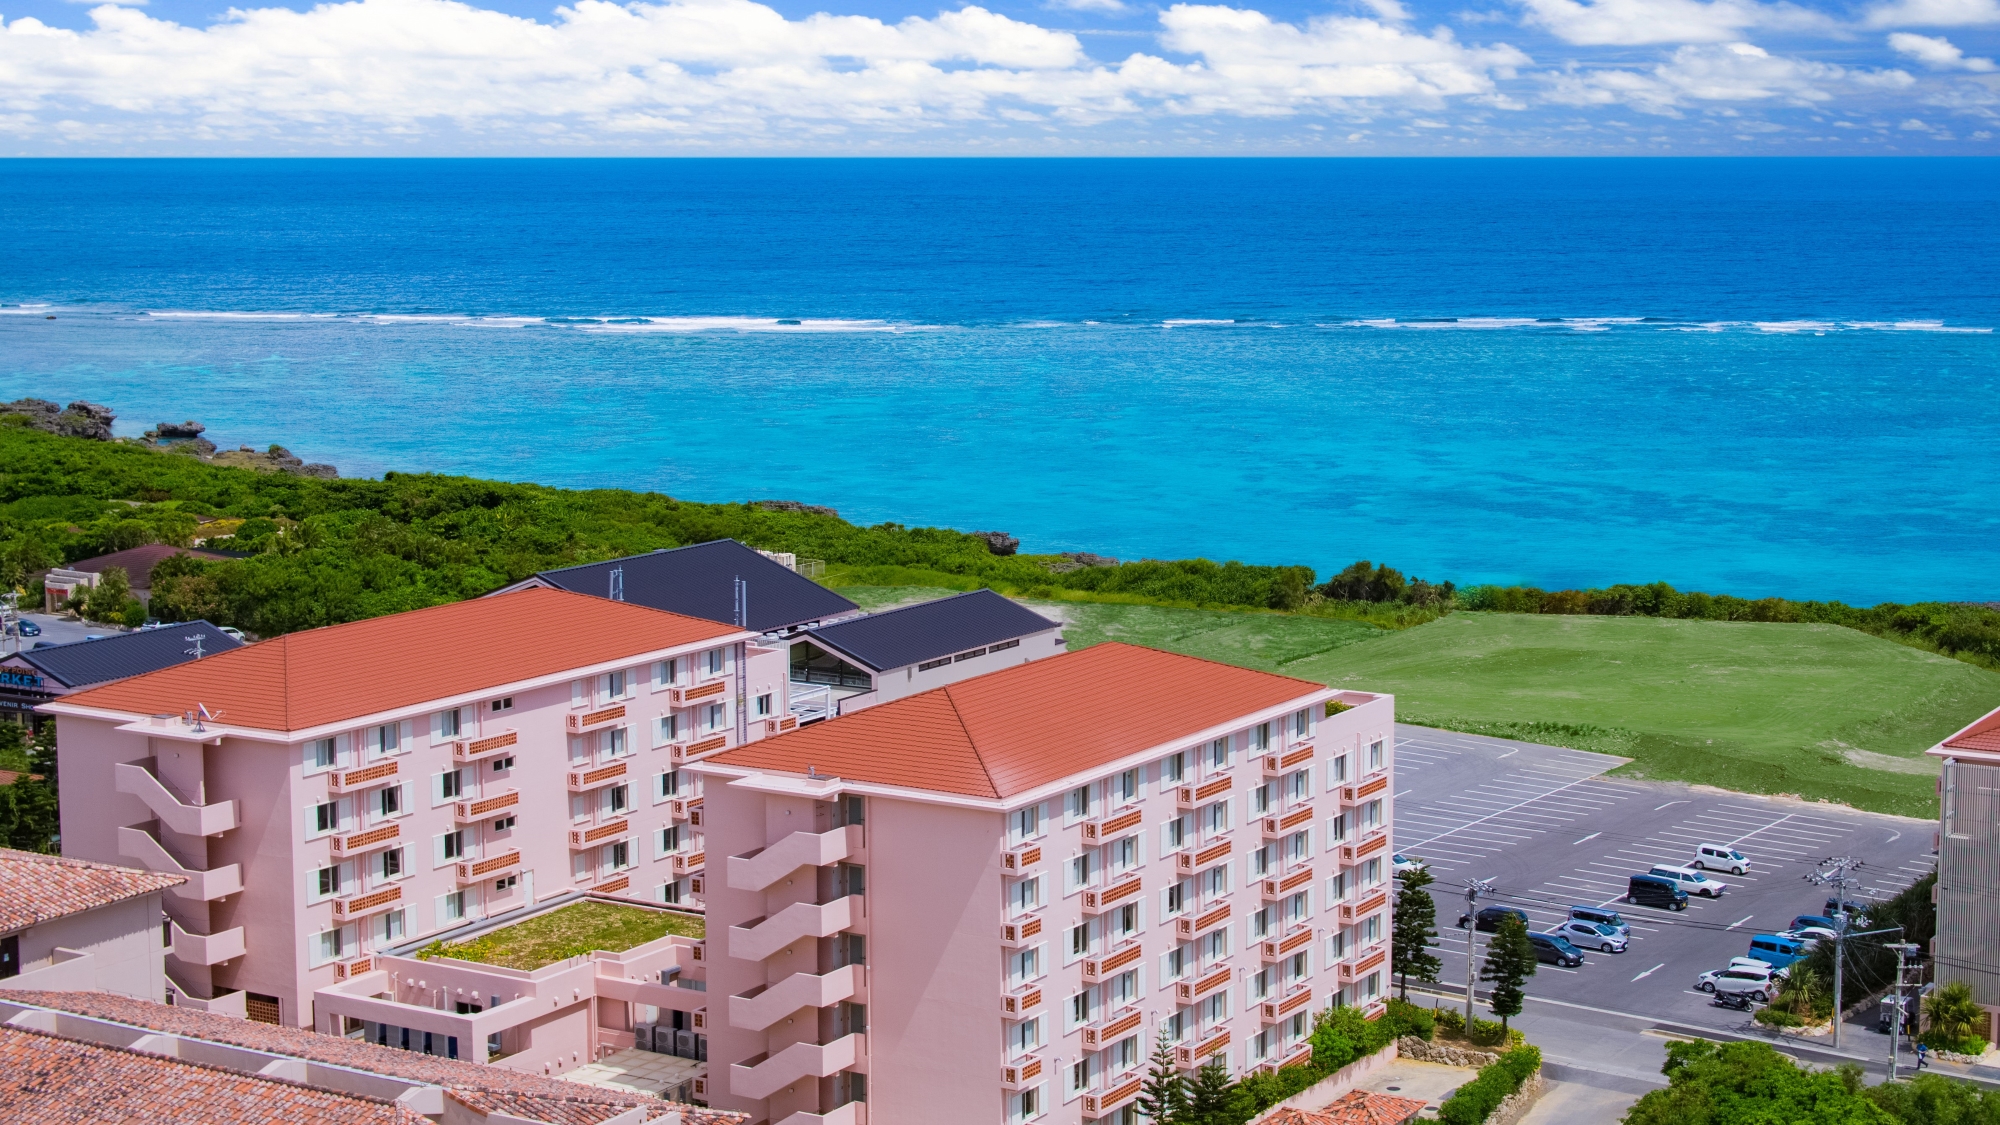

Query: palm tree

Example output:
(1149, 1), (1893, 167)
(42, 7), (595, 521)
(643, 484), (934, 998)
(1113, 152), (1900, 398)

(1925, 981), (1986, 1049)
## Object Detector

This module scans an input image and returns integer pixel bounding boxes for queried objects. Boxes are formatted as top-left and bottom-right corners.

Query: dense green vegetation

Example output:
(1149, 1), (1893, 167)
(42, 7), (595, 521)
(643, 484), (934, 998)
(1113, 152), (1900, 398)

(1134, 1003), (1434, 1125)
(414, 901), (702, 970)
(1623, 1039), (2000, 1125)
(1440, 1044), (1543, 1125)
(0, 723), (58, 853)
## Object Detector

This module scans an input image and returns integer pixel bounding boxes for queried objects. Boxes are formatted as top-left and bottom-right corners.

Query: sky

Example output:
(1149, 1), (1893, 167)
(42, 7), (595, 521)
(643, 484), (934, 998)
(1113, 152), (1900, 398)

(0, 0), (1996, 152)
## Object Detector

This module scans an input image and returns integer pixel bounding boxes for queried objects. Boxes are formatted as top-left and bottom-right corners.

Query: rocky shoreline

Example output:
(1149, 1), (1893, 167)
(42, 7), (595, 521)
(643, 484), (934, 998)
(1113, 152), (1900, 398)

(1, 399), (337, 478)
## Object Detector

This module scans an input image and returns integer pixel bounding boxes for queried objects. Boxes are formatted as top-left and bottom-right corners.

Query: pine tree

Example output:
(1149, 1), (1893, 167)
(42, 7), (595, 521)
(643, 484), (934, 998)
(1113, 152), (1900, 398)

(1185, 1051), (1233, 1125)
(1480, 912), (1537, 1033)
(1135, 1027), (1189, 1124)
(1392, 865), (1441, 1000)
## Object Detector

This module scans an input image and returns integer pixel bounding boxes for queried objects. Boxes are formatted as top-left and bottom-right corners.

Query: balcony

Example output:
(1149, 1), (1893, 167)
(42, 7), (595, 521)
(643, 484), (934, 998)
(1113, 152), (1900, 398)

(169, 921), (246, 966)
(1173, 964), (1231, 1004)
(1340, 832), (1389, 865)
(116, 825), (242, 901)
(326, 760), (399, 793)
(456, 850), (521, 884)
(761, 715), (801, 737)
(114, 763), (237, 837)
(454, 788), (518, 823)
(775, 1102), (865, 1125)
(1081, 941), (1144, 984)
(1001, 915), (1043, 947)
(727, 825), (864, 892)
(1002, 1056), (1044, 1089)
(332, 956), (376, 982)
(1339, 775), (1390, 807)
(1082, 1073), (1146, 1119)
(331, 884), (403, 921)
(330, 823), (400, 858)
(568, 818), (630, 849)
(1080, 1006), (1143, 1051)
(1260, 743), (1316, 776)
(728, 1032), (865, 1101)
(1340, 890), (1388, 924)
(1260, 986), (1314, 1024)
(1175, 902), (1230, 940)
(1174, 839), (1232, 875)
(1175, 776), (1232, 811)
(1081, 874), (1143, 914)
(673, 733), (730, 763)
(1259, 805), (1314, 840)
(729, 963), (864, 1031)
(595, 874), (632, 895)
(1259, 925), (1314, 963)
(451, 729), (518, 763)
(567, 760), (629, 792)
(1000, 844), (1042, 874)
(1080, 806), (1143, 844)
(566, 704), (627, 732)
(1001, 986), (1043, 1017)
(672, 851), (706, 875)
(1259, 865), (1315, 902)
(1339, 946), (1387, 984)
(728, 895), (861, 962)
(668, 680), (729, 708)
(669, 796), (704, 821)
(1173, 1028), (1230, 1069)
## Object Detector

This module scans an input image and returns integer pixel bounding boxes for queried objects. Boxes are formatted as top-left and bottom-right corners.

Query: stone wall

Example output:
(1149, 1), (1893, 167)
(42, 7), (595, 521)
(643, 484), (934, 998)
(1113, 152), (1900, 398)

(1248, 1042), (1400, 1122)
(1487, 1071), (1547, 1125)
(1396, 1035), (1500, 1068)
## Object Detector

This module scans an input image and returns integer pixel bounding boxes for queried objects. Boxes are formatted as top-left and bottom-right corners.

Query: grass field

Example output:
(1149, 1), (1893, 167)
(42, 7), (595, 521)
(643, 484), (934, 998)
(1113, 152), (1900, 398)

(832, 587), (2000, 816)
(418, 901), (703, 970)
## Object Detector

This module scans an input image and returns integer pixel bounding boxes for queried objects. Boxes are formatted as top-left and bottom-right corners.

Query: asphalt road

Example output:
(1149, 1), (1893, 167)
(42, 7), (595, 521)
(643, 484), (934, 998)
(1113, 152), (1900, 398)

(4, 612), (118, 652)
(1392, 723), (1938, 1045)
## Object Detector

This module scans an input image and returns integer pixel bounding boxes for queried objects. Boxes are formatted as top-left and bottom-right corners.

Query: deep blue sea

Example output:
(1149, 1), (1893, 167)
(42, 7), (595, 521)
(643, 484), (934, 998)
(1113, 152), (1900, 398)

(2, 158), (1996, 605)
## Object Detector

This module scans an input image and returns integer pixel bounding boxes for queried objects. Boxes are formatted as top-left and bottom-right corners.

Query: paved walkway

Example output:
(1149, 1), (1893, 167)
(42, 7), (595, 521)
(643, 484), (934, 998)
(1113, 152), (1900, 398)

(561, 1048), (703, 1098)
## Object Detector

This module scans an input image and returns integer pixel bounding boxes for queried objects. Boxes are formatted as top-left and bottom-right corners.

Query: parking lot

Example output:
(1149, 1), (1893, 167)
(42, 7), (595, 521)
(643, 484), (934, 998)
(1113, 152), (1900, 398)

(1393, 723), (1938, 1038)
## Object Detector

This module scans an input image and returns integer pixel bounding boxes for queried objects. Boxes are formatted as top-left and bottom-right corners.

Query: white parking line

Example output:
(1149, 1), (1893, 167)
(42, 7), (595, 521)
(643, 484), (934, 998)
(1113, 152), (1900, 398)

(1726, 915), (1754, 930)
(1573, 832), (1601, 845)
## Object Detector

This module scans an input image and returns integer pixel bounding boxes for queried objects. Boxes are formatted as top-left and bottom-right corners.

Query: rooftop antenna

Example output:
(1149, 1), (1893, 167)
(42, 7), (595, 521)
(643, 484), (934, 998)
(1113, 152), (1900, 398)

(184, 633), (208, 660)
(191, 702), (224, 732)
(734, 575), (747, 629)
(608, 566), (625, 603)
(808, 765), (818, 779)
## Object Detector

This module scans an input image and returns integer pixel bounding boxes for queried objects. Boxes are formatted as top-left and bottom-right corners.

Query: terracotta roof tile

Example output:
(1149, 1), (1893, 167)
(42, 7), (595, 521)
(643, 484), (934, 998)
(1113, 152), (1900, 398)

(710, 643), (1326, 799)
(56, 587), (745, 733)
(0, 847), (185, 930)
(1945, 708), (2000, 753)
(1261, 1090), (1429, 1125)
(0, 1024), (429, 1124)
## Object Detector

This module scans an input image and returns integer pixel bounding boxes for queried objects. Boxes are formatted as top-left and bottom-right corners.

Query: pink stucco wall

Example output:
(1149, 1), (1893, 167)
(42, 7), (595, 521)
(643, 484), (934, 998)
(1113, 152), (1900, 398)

(0, 892), (168, 1001)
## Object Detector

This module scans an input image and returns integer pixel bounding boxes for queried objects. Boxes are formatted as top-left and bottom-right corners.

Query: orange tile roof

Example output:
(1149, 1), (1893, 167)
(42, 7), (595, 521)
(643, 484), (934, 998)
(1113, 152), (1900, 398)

(54, 587), (744, 733)
(709, 642), (1326, 799)
(1944, 708), (2000, 754)
(1261, 1090), (1429, 1125)
(0, 1024), (430, 1124)
(0, 847), (186, 931)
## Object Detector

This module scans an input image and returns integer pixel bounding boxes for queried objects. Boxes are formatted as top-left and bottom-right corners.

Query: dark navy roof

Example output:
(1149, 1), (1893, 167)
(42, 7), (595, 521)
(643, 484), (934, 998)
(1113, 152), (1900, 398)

(525, 540), (858, 634)
(20, 620), (243, 689)
(802, 589), (1059, 672)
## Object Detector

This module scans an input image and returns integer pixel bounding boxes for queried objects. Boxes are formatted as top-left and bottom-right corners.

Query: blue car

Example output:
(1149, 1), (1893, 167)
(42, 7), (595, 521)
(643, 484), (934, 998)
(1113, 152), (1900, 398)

(12, 618), (39, 637)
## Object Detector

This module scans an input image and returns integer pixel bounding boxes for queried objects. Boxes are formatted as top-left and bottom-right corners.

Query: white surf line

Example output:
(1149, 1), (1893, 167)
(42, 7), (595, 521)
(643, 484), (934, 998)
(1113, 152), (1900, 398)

(1632, 963), (1666, 982)
(1573, 832), (1601, 845)
(1726, 915), (1755, 930)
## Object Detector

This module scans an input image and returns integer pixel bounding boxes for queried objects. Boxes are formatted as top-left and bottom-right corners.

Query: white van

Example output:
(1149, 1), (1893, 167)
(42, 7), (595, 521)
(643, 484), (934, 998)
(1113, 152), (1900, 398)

(1649, 864), (1727, 897)
(1694, 844), (1750, 875)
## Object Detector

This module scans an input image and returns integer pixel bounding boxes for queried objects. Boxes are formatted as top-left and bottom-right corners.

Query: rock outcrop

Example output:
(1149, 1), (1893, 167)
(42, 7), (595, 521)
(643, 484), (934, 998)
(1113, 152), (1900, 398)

(1396, 1036), (1500, 1068)
(757, 500), (840, 518)
(972, 531), (1019, 556)
(0, 398), (338, 477)
(1043, 551), (1120, 573)
(0, 398), (116, 441)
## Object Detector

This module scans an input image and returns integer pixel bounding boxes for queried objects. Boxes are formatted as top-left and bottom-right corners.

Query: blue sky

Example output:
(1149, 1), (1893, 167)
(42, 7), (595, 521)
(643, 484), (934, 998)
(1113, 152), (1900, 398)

(0, 0), (1995, 152)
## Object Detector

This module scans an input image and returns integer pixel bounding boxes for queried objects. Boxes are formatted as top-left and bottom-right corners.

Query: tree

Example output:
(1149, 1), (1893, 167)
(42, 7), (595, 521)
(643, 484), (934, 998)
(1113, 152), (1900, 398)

(1924, 981), (1987, 1051)
(1185, 1052), (1233, 1125)
(1134, 1027), (1189, 1125)
(1393, 866), (1442, 1000)
(1480, 913), (1536, 1033)
(81, 566), (131, 624)
(1627, 1039), (1897, 1125)
(0, 721), (60, 853)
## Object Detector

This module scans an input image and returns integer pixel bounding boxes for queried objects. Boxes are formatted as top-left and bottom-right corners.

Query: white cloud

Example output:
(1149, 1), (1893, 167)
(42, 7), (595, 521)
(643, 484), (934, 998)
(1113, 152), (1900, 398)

(1864, 0), (2000, 25)
(0, 0), (1537, 142)
(1545, 41), (1913, 112)
(1044, 0), (1129, 13)
(1888, 30), (1998, 66)
(1515, 0), (1836, 46)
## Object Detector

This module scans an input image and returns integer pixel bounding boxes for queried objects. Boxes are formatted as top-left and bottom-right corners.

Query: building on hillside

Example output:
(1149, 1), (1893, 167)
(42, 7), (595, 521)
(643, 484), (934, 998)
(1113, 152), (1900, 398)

(1927, 703), (2000, 1042)
(39, 543), (242, 611)
(788, 589), (1065, 718)
(688, 642), (1398, 1125)
(0, 619), (242, 725)
(0, 989), (747, 1124)
(491, 539), (860, 638)
(0, 848), (183, 999)
(42, 586), (783, 1034)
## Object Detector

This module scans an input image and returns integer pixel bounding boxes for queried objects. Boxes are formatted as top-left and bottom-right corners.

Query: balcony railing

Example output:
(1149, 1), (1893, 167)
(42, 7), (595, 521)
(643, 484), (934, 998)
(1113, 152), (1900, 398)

(1000, 844), (1042, 873)
(1002, 915), (1042, 947)
(1174, 839), (1232, 875)
(169, 921), (246, 966)
(326, 760), (399, 793)
(1082, 1073), (1146, 1119)
(1339, 946), (1387, 983)
(673, 734), (730, 762)
(454, 788), (518, 823)
(728, 896), (861, 962)
(1340, 889), (1388, 924)
(1080, 1006), (1143, 1050)
(1339, 775), (1390, 807)
(116, 824), (242, 901)
(1260, 985), (1314, 1023)
(1080, 807), (1143, 843)
(1259, 865), (1315, 902)
(331, 884), (402, 920)
(1259, 925), (1315, 963)
(1001, 986), (1043, 1017)
(761, 715), (801, 737)
(568, 818), (630, 849)
(566, 704), (626, 732)
(728, 1033), (865, 1101)
(669, 796), (704, 821)
(1081, 941), (1144, 983)
(1260, 743), (1316, 776)
(329, 822), (401, 858)
(1081, 874), (1143, 914)
(1175, 902), (1230, 940)
(668, 680), (730, 707)
(332, 956), (376, 981)
(451, 729), (518, 763)
(114, 763), (237, 837)
(1174, 964), (1231, 1004)
(672, 851), (706, 875)
(1173, 1029), (1230, 1069)
(1259, 804), (1315, 840)
(1340, 831), (1389, 864)
(567, 761), (629, 792)
(726, 825), (863, 892)
(1003, 1056), (1044, 1089)
(457, 850), (521, 884)
(729, 963), (865, 1031)
(1175, 776), (1233, 811)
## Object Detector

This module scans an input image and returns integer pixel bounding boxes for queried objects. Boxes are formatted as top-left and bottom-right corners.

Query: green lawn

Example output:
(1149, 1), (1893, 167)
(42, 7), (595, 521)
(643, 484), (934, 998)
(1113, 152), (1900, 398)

(419, 901), (703, 970)
(830, 588), (2000, 817)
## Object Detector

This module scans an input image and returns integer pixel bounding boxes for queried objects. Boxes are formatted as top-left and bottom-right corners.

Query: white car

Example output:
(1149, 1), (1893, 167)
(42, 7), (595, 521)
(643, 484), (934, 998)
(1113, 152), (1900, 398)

(1694, 844), (1751, 875)
(1393, 853), (1427, 876)
(219, 626), (246, 642)
(1551, 919), (1627, 953)
(1699, 967), (1778, 1001)
(1649, 864), (1727, 897)
(1782, 926), (1837, 945)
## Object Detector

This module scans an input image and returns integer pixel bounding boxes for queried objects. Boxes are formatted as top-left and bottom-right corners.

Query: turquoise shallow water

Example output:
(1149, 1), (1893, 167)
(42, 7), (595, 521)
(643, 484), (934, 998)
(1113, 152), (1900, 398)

(1, 158), (1996, 603)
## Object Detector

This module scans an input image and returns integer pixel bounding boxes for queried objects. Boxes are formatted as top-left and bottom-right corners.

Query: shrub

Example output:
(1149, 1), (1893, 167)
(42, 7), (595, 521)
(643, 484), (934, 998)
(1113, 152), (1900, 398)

(1383, 998), (1436, 1041)
(1466, 1015), (1510, 1047)
(1925, 981), (1986, 1050)
(1754, 1007), (1803, 1028)
(1437, 1045), (1542, 1125)
(1435, 1005), (1466, 1036)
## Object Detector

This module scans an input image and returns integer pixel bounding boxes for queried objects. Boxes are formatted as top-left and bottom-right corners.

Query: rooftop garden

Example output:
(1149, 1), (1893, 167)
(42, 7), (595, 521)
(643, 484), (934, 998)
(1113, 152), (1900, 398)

(415, 901), (703, 971)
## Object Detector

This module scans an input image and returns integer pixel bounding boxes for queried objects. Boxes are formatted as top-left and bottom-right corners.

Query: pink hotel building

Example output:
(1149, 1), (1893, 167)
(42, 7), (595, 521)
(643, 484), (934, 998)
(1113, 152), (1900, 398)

(694, 642), (1395, 1125)
(45, 586), (790, 1029)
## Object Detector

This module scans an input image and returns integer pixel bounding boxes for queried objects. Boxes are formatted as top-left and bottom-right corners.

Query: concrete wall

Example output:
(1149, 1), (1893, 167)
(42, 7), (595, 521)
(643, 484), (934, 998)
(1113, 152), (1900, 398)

(0, 892), (167, 1001)
(1939, 759), (2000, 1008)
(871, 627), (1068, 706)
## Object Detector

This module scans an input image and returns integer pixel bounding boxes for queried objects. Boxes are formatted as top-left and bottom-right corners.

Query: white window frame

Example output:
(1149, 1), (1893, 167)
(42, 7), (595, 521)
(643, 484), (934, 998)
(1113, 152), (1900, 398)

(303, 737), (341, 775)
(305, 800), (342, 840)
(309, 925), (348, 967)
(433, 708), (463, 742)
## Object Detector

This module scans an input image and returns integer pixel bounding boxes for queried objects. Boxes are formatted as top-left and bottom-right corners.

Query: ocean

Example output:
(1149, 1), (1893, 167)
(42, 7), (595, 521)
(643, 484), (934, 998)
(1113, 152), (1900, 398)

(1, 158), (1995, 604)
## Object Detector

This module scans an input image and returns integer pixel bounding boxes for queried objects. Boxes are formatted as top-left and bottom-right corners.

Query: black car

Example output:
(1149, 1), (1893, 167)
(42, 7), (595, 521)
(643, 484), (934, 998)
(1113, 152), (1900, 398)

(1528, 932), (1585, 967)
(1460, 906), (1530, 933)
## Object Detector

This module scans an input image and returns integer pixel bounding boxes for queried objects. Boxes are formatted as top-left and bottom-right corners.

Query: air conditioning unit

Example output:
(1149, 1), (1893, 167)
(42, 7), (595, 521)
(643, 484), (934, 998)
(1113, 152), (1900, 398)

(633, 1024), (656, 1052)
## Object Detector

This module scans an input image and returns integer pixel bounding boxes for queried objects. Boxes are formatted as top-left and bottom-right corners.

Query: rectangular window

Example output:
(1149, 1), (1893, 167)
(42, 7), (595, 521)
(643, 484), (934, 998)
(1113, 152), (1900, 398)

(1250, 905), (1274, 939)
(1165, 879), (1189, 916)
(1011, 946), (1043, 986)
(1208, 738), (1229, 771)
(366, 723), (401, 759)
(1116, 769), (1139, 804)
(1163, 816), (1188, 852)
(1362, 857), (1383, 886)
(436, 709), (462, 739)
(377, 909), (405, 946)
(659, 825), (682, 856)
(437, 830), (466, 865)
(1109, 967), (1140, 1008)
(1070, 922), (1092, 958)
(1369, 740), (1384, 771)
(1252, 783), (1273, 816)
(1324, 814), (1349, 847)
(603, 727), (629, 759)
(490, 696), (513, 713)
(1066, 785), (1092, 821)
(1109, 1034), (1141, 1074)
(1285, 890), (1309, 925)
(1106, 836), (1138, 876)
(916, 656), (952, 672)
(1326, 870), (1349, 902)
(606, 669), (628, 699)
(660, 881), (682, 904)
(307, 801), (339, 838)
(706, 648), (725, 676)
(657, 770), (680, 801)
(379, 848), (404, 882)
(705, 703), (726, 732)
(1011, 876), (1042, 915)
(1161, 751), (1187, 785)
(1328, 755), (1349, 786)
(1069, 852), (1096, 891)
(1069, 989), (1096, 1029)
(1113, 902), (1141, 940)
(1010, 804), (1042, 842)
(435, 770), (463, 805)
(437, 891), (466, 925)
(1012, 1015), (1043, 1055)
(1253, 722), (1271, 752)
(309, 864), (341, 901)
(609, 841), (631, 870)
(656, 714), (681, 745)
(755, 693), (772, 717)
(1287, 769), (1311, 803)
(607, 784), (629, 815)
(309, 926), (345, 967)
(654, 658), (679, 687)
(305, 738), (338, 774)
(1251, 844), (1274, 878)
(570, 794), (590, 823)
(377, 784), (404, 820)
(1293, 708), (1311, 738)
(1361, 915), (1383, 944)
(491, 756), (512, 773)
(1362, 799), (1383, 831)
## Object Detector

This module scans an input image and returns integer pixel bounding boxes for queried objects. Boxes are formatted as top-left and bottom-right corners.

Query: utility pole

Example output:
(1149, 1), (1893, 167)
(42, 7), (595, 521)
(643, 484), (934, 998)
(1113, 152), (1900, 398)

(1462, 879), (1495, 1023)
(1886, 942), (1919, 1081)
(1806, 856), (1865, 1051)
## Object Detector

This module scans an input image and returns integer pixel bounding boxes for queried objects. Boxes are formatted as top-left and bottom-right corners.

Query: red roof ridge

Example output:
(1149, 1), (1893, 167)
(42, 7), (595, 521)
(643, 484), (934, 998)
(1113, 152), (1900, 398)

(939, 683), (1002, 799)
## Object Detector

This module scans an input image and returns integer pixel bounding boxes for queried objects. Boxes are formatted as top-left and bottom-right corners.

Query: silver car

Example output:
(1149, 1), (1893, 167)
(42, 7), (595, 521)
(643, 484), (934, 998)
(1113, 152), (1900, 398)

(1551, 919), (1626, 953)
